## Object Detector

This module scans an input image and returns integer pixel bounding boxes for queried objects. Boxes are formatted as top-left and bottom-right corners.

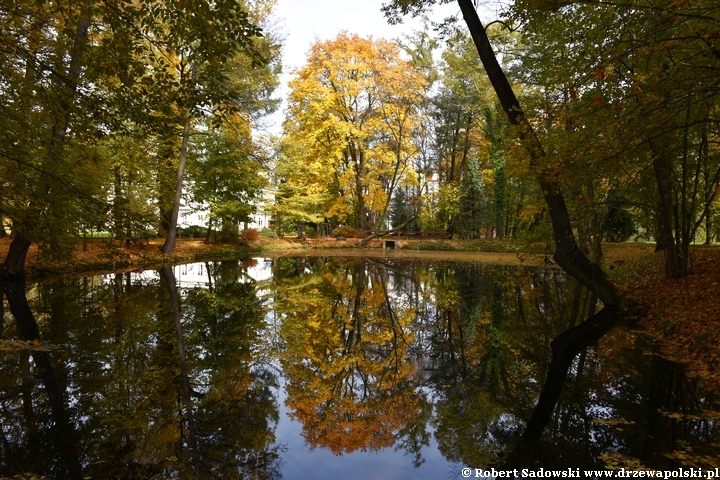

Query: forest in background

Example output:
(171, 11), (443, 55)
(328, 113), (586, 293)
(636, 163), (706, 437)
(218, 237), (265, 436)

(1, 0), (719, 282)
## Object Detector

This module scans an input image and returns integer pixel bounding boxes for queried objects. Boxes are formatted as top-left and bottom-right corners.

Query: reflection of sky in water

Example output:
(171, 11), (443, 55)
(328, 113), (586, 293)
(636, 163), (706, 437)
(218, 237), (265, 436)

(96, 259), (276, 288)
(158, 259), (461, 478)
(272, 377), (463, 480)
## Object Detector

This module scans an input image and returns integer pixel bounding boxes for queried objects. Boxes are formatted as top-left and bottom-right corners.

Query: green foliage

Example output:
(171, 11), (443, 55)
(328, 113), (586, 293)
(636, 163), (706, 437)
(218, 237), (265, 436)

(187, 117), (267, 241)
(390, 188), (415, 230)
(602, 192), (637, 243)
(457, 159), (491, 239)
(0, 0), (278, 267)
(178, 225), (208, 238)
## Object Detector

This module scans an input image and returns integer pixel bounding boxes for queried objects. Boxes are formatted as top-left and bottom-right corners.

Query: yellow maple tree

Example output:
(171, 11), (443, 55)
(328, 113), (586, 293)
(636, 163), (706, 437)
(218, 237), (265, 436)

(278, 33), (426, 231)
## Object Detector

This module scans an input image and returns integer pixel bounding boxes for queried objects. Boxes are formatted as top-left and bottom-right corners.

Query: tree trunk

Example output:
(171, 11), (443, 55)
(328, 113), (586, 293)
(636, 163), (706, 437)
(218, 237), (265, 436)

(457, 0), (620, 308)
(1, 233), (32, 278)
(162, 113), (192, 255)
(1, 7), (90, 277)
(356, 215), (416, 247)
(706, 213), (713, 245)
(456, 0), (627, 447)
(652, 147), (681, 277)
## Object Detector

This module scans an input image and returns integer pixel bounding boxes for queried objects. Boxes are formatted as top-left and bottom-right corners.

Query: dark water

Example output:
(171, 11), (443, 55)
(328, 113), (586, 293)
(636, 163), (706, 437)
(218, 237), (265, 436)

(0, 257), (717, 479)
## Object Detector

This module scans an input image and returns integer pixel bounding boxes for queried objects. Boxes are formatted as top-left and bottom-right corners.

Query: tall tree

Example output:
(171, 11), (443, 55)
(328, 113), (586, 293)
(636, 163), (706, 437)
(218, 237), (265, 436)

(382, 0), (625, 445)
(0, 1), (94, 276)
(187, 115), (268, 242)
(510, 0), (720, 277)
(281, 33), (426, 231)
(0, 0), (270, 273)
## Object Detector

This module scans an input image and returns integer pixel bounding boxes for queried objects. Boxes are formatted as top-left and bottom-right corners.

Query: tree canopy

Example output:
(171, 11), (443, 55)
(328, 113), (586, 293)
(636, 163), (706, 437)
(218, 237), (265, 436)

(0, 0), (280, 274)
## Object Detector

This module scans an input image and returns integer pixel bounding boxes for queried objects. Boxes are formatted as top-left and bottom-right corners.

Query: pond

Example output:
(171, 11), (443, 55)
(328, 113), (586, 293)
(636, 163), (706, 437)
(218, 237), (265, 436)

(0, 256), (718, 479)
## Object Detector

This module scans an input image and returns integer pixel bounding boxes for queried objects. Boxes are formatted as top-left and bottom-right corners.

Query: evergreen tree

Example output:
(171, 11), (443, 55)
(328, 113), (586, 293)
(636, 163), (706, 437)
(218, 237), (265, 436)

(458, 159), (489, 239)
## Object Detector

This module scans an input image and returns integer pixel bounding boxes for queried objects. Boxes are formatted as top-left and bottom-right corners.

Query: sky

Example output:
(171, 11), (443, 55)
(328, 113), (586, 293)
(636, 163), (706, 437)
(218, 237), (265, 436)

(265, 0), (468, 134)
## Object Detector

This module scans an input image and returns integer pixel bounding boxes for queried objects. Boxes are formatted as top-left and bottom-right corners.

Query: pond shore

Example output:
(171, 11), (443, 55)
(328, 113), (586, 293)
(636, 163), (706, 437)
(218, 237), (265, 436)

(1, 235), (559, 281)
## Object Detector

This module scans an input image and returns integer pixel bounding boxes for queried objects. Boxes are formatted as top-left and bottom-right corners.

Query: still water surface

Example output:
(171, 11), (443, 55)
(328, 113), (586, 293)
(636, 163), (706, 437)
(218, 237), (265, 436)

(0, 257), (717, 478)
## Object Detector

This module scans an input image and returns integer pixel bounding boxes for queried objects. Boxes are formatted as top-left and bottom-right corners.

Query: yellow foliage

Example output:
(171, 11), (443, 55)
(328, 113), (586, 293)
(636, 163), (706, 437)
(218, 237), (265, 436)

(281, 33), (427, 227)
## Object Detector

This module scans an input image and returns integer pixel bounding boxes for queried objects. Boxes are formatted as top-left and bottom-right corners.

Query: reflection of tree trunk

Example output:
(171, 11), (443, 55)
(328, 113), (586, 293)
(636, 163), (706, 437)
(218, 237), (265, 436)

(348, 265), (366, 348)
(575, 293), (598, 379)
(483, 282), (508, 397)
(642, 356), (688, 468)
(516, 286), (526, 327)
(2, 280), (83, 479)
(21, 351), (38, 437)
(542, 269), (553, 363)
(521, 306), (617, 444)
(204, 262), (213, 289)
(159, 267), (201, 479)
(567, 282), (583, 328)
(378, 268), (403, 373)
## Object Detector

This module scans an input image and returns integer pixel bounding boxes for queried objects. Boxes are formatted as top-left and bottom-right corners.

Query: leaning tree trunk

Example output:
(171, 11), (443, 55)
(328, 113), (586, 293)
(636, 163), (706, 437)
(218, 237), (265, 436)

(457, 0), (620, 308)
(456, 0), (626, 444)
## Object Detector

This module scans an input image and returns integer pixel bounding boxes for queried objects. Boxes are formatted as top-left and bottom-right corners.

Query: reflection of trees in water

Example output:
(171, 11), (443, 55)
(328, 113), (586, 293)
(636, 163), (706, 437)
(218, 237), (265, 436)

(182, 261), (282, 478)
(424, 263), (523, 467)
(1, 258), (717, 475)
(0, 261), (281, 479)
(269, 258), (719, 469)
(1, 280), (83, 479)
(274, 258), (429, 460)
(633, 355), (718, 470)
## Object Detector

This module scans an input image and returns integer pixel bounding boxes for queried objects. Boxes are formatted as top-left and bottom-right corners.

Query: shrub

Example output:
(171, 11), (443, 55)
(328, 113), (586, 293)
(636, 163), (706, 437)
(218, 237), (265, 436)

(332, 225), (362, 238)
(241, 228), (259, 242)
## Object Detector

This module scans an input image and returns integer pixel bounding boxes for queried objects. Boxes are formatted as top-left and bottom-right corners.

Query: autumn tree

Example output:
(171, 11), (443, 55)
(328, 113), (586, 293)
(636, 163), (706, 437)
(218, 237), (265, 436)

(0, 1), (276, 274)
(279, 33), (426, 232)
(382, 0), (626, 446)
(509, 0), (720, 277)
(416, 28), (526, 237)
(0, 1), (103, 275)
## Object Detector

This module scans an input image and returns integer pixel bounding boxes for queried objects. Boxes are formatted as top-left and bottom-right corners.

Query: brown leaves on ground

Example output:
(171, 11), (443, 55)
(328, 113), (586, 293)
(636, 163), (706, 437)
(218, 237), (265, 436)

(619, 247), (720, 388)
(0, 237), (267, 279)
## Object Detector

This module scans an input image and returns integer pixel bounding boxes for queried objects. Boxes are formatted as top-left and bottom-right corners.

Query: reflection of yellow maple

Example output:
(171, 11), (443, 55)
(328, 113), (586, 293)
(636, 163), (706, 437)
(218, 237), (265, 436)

(275, 262), (422, 453)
